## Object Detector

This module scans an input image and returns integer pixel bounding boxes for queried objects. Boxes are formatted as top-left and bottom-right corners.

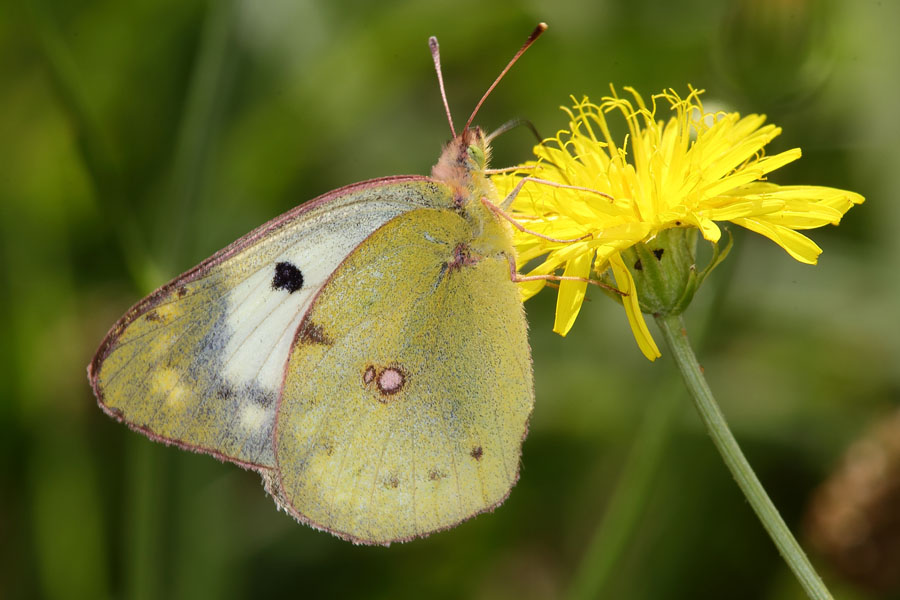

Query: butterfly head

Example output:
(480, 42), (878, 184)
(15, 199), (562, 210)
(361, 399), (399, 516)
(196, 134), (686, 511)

(431, 126), (492, 188)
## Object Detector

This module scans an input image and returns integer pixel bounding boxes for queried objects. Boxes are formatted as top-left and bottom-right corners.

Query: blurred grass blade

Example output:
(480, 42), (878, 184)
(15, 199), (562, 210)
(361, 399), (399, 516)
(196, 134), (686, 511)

(126, 439), (168, 600)
(567, 381), (682, 600)
(27, 0), (161, 292)
(31, 432), (111, 600)
(157, 0), (239, 270)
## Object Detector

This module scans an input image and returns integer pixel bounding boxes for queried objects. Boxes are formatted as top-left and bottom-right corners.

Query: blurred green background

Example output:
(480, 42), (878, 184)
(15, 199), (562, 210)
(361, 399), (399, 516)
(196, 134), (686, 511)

(2, 0), (898, 598)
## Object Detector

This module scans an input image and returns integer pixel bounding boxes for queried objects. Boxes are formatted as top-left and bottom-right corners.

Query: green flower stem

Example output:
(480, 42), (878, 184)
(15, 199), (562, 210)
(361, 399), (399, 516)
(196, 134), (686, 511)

(655, 313), (833, 600)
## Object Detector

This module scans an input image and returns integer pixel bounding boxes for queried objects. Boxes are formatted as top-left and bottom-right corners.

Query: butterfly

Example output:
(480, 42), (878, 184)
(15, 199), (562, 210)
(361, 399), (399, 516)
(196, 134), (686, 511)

(88, 24), (547, 545)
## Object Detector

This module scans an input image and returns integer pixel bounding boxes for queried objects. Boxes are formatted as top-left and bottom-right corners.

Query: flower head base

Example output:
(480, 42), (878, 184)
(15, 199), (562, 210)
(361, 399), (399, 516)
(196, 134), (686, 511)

(492, 86), (864, 360)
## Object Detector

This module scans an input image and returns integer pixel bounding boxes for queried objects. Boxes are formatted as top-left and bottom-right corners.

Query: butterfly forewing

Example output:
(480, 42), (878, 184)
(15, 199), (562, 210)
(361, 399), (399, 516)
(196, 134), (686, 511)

(89, 177), (444, 468)
(273, 205), (534, 544)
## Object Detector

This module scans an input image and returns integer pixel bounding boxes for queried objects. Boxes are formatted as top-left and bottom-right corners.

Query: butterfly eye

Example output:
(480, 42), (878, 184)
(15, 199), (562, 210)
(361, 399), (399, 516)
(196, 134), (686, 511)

(467, 144), (486, 169)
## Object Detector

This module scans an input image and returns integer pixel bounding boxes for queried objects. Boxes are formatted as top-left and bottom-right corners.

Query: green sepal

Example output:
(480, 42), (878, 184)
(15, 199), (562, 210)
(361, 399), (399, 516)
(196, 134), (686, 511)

(695, 227), (733, 289)
(601, 226), (733, 317)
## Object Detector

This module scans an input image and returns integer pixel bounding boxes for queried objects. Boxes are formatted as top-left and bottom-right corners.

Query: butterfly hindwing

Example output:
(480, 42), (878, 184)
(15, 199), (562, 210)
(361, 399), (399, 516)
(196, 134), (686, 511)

(272, 206), (534, 544)
(89, 177), (446, 469)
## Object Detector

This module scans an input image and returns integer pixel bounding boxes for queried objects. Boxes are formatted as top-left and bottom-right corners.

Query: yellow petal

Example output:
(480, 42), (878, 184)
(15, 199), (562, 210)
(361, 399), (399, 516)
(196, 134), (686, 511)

(731, 217), (823, 264)
(610, 254), (661, 360)
(758, 205), (845, 229)
(702, 197), (785, 220)
(733, 185), (865, 220)
(552, 250), (594, 336)
(517, 279), (546, 301)
(753, 148), (803, 175)
(688, 215), (722, 242)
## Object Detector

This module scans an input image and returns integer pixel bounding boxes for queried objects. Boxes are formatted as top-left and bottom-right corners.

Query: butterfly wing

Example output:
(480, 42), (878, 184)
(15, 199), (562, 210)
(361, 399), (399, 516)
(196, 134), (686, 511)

(89, 176), (446, 469)
(270, 205), (534, 544)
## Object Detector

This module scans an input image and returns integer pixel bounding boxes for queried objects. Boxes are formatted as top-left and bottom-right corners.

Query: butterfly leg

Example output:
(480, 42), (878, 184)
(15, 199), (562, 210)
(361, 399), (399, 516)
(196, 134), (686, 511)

(496, 175), (615, 211)
(501, 251), (626, 296)
(481, 196), (591, 244)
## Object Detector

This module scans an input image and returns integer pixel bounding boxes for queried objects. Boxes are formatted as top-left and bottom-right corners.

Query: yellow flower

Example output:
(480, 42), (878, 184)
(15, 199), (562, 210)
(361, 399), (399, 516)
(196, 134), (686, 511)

(491, 86), (864, 360)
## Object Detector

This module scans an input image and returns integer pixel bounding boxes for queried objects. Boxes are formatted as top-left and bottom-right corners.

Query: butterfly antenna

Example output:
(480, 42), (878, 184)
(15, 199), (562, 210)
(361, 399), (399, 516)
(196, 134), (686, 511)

(463, 22), (547, 134)
(429, 36), (456, 138)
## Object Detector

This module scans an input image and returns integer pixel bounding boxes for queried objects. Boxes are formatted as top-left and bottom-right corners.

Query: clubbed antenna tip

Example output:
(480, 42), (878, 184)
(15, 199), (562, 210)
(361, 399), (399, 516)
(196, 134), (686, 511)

(429, 36), (456, 138)
(464, 23), (548, 133)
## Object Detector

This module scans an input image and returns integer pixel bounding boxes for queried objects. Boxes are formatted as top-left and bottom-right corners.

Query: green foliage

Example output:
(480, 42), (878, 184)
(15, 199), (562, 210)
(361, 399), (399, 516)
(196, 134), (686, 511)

(1, 0), (896, 598)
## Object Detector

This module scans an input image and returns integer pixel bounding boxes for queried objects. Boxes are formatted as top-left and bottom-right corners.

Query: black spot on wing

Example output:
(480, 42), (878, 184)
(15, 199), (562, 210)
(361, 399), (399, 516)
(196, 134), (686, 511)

(272, 262), (304, 293)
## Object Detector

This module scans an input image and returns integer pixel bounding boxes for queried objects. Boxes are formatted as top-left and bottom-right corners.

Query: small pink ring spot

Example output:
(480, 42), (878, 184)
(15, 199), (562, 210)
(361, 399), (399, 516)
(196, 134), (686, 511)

(377, 367), (405, 396)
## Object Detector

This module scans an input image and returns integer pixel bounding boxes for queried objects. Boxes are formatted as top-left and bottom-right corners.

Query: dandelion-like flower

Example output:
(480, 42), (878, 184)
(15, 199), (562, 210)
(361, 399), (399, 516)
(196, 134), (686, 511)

(492, 86), (864, 360)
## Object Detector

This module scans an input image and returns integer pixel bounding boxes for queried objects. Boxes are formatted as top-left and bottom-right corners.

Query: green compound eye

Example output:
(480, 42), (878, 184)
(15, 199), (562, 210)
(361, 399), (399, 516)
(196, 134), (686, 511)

(467, 144), (485, 168)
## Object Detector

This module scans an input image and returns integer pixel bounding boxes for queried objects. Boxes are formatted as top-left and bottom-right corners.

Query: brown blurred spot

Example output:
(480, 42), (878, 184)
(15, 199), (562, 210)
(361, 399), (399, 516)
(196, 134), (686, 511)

(299, 320), (332, 346)
(805, 408), (900, 592)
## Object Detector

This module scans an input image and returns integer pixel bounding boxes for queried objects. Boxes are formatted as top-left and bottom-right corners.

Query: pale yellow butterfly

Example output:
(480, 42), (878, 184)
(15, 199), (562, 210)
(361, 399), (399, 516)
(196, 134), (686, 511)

(88, 24), (547, 545)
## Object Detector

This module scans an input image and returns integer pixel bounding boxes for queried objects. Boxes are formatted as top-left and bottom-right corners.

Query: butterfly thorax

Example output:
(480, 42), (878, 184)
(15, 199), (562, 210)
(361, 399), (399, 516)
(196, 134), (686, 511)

(431, 127), (512, 259)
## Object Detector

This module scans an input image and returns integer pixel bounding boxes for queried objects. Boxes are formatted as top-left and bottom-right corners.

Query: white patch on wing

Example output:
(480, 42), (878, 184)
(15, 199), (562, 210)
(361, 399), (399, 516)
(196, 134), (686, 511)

(220, 203), (411, 394)
(240, 403), (268, 431)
